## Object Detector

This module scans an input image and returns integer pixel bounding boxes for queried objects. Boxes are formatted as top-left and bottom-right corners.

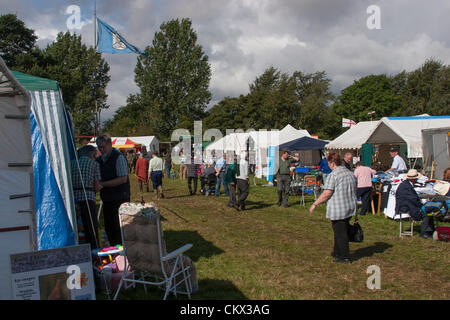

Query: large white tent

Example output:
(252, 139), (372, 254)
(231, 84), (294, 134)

(367, 116), (450, 159)
(205, 124), (311, 178)
(326, 121), (380, 152)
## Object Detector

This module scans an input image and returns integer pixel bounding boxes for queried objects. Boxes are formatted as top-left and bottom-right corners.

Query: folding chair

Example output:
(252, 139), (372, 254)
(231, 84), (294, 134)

(114, 203), (194, 300)
(300, 175), (319, 206)
(396, 210), (414, 238)
(289, 173), (302, 196)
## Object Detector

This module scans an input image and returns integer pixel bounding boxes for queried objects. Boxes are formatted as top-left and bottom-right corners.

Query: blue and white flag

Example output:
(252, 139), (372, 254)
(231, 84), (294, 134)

(96, 17), (146, 55)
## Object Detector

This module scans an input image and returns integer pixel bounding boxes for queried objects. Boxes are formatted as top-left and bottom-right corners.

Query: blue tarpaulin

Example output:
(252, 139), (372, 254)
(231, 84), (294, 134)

(31, 111), (75, 249)
(13, 72), (79, 250)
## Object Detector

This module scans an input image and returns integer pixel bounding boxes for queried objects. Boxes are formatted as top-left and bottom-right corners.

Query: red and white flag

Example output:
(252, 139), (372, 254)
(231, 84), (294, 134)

(342, 118), (357, 128)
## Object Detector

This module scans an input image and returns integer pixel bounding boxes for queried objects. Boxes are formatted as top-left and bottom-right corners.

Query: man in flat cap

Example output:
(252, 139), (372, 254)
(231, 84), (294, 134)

(386, 145), (407, 173)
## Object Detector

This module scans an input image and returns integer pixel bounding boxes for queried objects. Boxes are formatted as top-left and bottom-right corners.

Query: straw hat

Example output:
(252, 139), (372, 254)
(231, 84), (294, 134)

(406, 169), (421, 180)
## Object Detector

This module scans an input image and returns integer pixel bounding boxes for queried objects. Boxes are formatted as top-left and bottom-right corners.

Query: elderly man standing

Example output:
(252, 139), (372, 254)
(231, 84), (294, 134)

(148, 151), (165, 199)
(236, 152), (250, 210)
(96, 134), (130, 246)
(342, 152), (353, 171)
(276, 150), (299, 208)
(215, 153), (229, 197)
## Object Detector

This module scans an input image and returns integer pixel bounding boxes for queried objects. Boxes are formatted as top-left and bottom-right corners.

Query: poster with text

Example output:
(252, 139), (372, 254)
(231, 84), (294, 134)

(10, 244), (95, 300)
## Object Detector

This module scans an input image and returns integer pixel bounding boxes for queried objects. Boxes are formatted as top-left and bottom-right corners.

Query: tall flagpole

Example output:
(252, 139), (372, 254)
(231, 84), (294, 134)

(94, 0), (99, 136)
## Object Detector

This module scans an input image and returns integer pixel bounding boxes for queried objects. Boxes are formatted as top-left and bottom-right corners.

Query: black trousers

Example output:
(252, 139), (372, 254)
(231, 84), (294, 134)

(357, 187), (372, 215)
(277, 174), (291, 205)
(188, 176), (198, 194)
(77, 200), (99, 250)
(331, 217), (351, 260)
(237, 179), (250, 208)
(228, 183), (237, 207)
(103, 198), (129, 246)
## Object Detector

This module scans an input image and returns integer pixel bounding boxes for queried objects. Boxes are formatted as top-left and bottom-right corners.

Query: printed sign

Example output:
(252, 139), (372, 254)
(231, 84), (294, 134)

(10, 244), (95, 300)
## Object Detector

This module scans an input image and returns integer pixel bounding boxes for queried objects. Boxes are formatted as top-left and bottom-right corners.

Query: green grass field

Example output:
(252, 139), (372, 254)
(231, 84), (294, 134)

(101, 173), (450, 300)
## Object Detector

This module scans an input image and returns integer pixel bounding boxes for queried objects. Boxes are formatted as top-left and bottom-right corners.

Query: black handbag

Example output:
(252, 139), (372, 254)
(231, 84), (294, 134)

(348, 216), (364, 242)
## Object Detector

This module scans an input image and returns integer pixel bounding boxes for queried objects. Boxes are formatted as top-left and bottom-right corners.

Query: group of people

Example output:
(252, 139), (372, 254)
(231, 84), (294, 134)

(72, 135), (448, 266)
(179, 151), (251, 211)
(309, 145), (448, 264)
(71, 134), (131, 251)
(133, 147), (252, 211)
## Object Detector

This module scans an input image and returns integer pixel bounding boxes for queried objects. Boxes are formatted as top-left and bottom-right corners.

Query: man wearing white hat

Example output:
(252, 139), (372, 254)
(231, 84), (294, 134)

(395, 169), (435, 238)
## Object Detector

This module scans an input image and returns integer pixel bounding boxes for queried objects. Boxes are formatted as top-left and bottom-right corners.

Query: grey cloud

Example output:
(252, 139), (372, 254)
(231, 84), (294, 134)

(3, 0), (450, 122)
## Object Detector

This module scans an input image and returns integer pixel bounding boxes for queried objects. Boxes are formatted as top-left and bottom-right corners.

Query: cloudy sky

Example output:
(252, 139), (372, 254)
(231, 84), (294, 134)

(3, 0), (450, 122)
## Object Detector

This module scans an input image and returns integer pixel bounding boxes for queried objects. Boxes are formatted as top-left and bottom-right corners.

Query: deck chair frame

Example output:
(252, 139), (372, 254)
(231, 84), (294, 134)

(300, 175), (319, 206)
(113, 213), (193, 300)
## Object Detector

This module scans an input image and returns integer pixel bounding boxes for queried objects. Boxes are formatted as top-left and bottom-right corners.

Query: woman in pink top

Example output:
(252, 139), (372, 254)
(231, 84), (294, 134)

(354, 162), (377, 215)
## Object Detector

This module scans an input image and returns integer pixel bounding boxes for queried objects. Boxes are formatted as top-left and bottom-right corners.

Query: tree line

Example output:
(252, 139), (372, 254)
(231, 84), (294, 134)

(1, 13), (449, 140)
(0, 14), (109, 136)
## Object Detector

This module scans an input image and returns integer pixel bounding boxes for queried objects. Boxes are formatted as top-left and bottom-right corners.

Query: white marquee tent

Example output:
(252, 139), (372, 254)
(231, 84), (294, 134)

(325, 121), (380, 152)
(205, 124), (311, 178)
(367, 116), (450, 159)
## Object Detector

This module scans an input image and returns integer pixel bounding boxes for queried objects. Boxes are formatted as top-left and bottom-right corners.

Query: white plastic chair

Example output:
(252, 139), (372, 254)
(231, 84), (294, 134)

(113, 209), (193, 300)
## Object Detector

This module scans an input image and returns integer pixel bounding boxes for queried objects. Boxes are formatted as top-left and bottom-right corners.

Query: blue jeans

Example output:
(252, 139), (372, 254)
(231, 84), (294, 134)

(215, 172), (229, 196)
(165, 166), (171, 178)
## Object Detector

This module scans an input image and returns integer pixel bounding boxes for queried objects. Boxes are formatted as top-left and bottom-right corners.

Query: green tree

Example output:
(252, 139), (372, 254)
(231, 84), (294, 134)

(204, 95), (248, 133)
(0, 13), (37, 67)
(393, 59), (450, 116)
(135, 18), (211, 139)
(292, 71), (335, 137)
(205, 67), (336, 138)
(38, 32), (110, 135)
(333, 74), (400, 122)
(103, 94), (159, 136)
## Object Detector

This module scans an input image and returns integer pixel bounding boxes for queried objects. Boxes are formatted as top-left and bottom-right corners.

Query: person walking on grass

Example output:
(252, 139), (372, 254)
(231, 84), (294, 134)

(275, 150), (299, 208)
(135, 152), (150, 193)
(164, 152), (173, 179)
(186, 154), (200, 195)
(148, 151), (165, 199)
(215, 153), (229, 197)
(236, 152), (250, 210)
(179, 150), (187, 180)
(309, 152), (357, 264)
(225, 153), (239, 211)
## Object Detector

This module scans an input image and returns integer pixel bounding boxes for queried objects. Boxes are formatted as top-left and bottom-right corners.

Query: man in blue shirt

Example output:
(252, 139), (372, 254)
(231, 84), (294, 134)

(319, 155), (332, 185)
(214, 153), (229, 197)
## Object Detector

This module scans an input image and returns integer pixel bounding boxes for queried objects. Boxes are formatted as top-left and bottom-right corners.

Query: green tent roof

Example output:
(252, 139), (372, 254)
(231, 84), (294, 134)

(10, 71), (59, 91)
